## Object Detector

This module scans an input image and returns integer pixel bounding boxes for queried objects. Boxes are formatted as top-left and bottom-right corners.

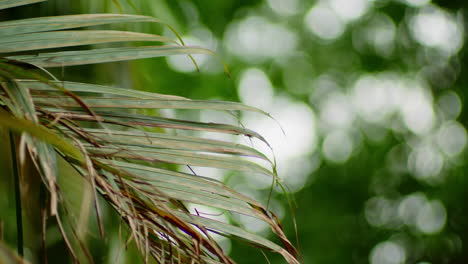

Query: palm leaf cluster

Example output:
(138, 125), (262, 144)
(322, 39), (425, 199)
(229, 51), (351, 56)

(0, 0), (300, 263)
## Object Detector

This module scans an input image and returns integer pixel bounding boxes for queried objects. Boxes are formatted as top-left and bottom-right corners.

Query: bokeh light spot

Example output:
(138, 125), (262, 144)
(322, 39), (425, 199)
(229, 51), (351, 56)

(225, 16), (298, 63)
(166, 28), (217, 73)
(409, 6), (463, 55)
(304, 4), (345, 40)
(352, 74), (406, 124)
(322, 130), (353, 163)
(437, 91), (462, 120)
(416, 200), (447, 234)
(436, 121), (467, 157)
(365, 13), (396, 57)
(365, 196), (400, 228)
(320, 92), (355, 129)
(370, 241), (406, 264)
(400, 85), (435, 135)
(408, 143), (444, 182)
(398, 192), (427, 227)
(403, 0), (430, 7)
(242, 96), (317, 161)
(330, 0), (370, 22)
(266, 0), (300, 16)
(240, 96), (317, 192)
(238, 68), (274, 109)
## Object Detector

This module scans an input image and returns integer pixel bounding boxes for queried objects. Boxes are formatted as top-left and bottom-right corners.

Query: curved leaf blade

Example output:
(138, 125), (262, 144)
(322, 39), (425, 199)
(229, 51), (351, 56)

(103, 166), (263, 218)
(0, 14), (158, 36)
(34, 96), (268, 114)
(0, 0), (44, 11)
(0, 109), (83, 162)
(16, 80), (187, 100)
(8, 45), (214, 67)
(42, 109), (269, 145)
(88, 145), (273, 176)
(82, 128), (269, 160)
(19, 80), (268, 115)
(98, 159), (263, 207)
(172, 213), (300, 264)
(0, 30), (176, 53)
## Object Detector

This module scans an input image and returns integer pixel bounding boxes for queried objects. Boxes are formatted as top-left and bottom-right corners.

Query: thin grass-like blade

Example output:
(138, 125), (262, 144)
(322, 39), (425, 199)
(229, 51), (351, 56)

(88, 145), (273, 176)
(0, 0), (44, 11)
(83, 128), (269, 160)
(55, 110), (269, 145)
(98, 159), (262, 206)
(121, 116), (267, 144)
(0, 14), (158, 36)
(34, 96), (268, 114)
(172, 213), (300, 264)
(16, 80), (187, 100)
(8, 45), (213, 67)
(99, 161), (264, 218)
(0, 31), (176, 53)
(23, 80), (268, 115)
(1, 81), (36, 120)
(0, 109), (83, 162)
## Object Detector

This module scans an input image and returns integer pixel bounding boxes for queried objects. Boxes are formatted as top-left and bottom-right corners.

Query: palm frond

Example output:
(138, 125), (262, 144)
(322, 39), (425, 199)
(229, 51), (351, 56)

(0, 14), (160, 36)
(0, 30), (176, 53)
(0, 0), (44, 11)
(8, 46), (213, 67)
(0, 1), (300, 263)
